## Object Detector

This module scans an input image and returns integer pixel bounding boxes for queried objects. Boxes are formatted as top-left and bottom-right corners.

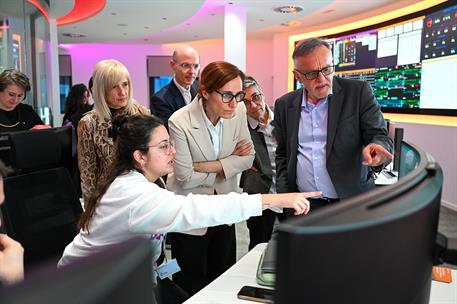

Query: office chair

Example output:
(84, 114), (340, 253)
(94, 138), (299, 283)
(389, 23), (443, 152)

(0, 128), (82, 270)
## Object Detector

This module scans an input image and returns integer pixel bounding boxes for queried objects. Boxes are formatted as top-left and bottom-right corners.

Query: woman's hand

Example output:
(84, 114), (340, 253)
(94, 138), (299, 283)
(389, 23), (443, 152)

(231, 139), (252, 156)
(261, 192), (321, 215)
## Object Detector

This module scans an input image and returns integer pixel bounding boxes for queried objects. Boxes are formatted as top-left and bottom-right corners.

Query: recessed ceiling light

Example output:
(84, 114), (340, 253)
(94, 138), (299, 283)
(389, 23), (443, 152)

(62, 33), (87, 38)
(162, 17), (167, 20)
(259, 18), (264, 22)
(111, 12), (117, 15)
(193, 35), (199, 38)
(122, 33), (127, 36)
(144, 26), (150, 29)
(210, 13), (216, 16)
(280, 20), (301, 27)
(274, 5), (304, 14)
(117, 23), (128, 27)
(186, 23), (191, 26)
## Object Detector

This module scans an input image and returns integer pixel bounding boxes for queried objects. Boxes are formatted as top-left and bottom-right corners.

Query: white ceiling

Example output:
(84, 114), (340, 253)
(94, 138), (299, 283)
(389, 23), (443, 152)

(56, 0), (423, 45)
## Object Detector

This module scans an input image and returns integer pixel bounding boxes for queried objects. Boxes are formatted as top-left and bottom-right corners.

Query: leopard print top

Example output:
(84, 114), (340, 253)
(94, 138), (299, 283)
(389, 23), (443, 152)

(77, 102), (149, 207)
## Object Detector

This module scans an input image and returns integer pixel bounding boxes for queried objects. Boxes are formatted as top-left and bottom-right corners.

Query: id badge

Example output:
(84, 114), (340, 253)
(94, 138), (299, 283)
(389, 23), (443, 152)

(155, 258), (181, 280)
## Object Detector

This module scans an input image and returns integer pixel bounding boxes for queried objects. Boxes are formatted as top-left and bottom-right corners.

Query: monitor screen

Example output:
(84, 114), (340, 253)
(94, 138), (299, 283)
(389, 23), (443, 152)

(398, 140), (421, 179)
(294, 2), (457, 116)
(0, 237), (156, 304)
(274, 141), (443, 304)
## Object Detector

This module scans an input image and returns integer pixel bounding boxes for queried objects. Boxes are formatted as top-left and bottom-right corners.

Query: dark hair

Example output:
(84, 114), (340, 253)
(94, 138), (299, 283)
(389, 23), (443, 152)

(88, 77), (94, 94)
(292, 38), (331, 59)
(78, 114), (164, 232)
(243, 76), (263, 93)
(0, 69), (31, 100)
(64, 84), (90, 118)
(0, 160), (12, 178)
(197, 61), (245, 98)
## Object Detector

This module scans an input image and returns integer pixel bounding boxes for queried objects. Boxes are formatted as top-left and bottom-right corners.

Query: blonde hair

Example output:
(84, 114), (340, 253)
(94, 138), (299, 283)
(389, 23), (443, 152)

(91, 59), (135, 120)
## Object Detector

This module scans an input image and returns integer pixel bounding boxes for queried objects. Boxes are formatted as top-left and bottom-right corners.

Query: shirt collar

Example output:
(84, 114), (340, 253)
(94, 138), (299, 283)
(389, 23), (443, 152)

(198, 98), (224, 128)
(173, 77), (191, 93)
(301, 88), (333, 110)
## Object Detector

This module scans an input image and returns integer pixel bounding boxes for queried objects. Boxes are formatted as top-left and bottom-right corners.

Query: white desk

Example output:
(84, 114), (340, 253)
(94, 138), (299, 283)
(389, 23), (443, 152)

(184, 243), (457, 304)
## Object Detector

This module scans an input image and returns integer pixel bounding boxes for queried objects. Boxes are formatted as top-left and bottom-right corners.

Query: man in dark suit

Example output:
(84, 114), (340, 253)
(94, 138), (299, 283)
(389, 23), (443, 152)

(273, 38), (393, 214)
(150, 45), (199, 127)
(240, 76), (285, 250)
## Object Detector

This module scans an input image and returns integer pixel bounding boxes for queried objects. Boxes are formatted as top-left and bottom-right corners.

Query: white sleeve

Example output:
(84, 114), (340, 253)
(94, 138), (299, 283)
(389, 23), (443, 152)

(113, 173), (262, 235)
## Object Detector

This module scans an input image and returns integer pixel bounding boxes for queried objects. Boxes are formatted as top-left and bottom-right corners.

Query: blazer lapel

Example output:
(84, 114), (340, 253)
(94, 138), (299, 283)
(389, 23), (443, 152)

(188, 100), (216, 160)
(287, 90), (302, 155)
(326, 78), (344, 159)
(169, 81), (186, 109)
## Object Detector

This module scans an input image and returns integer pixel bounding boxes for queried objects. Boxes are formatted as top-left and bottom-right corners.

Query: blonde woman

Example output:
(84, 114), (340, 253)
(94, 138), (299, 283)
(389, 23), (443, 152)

(78, 59), (149, 207)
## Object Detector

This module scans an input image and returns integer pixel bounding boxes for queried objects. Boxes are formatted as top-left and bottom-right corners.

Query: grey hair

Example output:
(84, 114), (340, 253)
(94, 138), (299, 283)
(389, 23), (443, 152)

(292, 38), (331, 59)
(243, 76), (263, 94)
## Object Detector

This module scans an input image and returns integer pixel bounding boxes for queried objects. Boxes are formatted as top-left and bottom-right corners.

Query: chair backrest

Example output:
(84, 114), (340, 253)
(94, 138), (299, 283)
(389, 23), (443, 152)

(1, 127), (74, 175)
(1, 167), (83, 268)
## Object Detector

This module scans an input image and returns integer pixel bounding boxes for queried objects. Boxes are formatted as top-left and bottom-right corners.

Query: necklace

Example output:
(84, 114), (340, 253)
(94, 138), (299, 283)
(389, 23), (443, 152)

(0, 107), (21, 128)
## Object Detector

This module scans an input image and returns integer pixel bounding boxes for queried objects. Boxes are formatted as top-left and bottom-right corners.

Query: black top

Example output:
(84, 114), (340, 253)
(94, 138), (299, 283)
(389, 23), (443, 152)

(0, 103), (44, 133)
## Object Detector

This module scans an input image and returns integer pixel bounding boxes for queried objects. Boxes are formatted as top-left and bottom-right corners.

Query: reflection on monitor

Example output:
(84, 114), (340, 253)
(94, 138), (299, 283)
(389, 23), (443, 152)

(398, 141), (420, 179)
(275, 141), (443, 304)
(0, 238), (156, 304)
(294, 2), (457, 115)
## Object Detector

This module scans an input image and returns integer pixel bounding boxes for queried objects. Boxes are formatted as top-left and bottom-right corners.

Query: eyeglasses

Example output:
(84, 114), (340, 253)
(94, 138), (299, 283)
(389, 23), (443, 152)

(178, 63), (200, 70)
(243, 93), (263, 105)
(147, 141), (174, 154)
(295, 65), (334, 80)
(215, 90), (246, 103)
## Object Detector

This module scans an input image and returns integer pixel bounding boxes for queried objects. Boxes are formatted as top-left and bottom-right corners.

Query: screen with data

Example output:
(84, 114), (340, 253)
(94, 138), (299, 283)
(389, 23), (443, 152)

(295, 2), (456, 116)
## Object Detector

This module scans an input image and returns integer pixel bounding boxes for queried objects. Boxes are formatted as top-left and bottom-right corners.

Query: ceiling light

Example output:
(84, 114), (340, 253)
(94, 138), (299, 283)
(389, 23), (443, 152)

(62, 33), (87, 38)
(274, 5), (303, 14)
(117, 23), (127, 27)
(280, 20), (301, 27)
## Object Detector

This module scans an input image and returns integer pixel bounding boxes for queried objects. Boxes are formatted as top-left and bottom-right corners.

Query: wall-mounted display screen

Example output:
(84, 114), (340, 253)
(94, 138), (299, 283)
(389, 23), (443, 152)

(295, 2), (457, 116)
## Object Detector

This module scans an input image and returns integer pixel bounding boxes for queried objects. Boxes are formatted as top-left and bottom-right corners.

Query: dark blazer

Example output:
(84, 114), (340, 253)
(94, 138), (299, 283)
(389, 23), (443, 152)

(240, 122), (273, 194)
(273, 77), (393, 200)
(150, 80), (198, 127)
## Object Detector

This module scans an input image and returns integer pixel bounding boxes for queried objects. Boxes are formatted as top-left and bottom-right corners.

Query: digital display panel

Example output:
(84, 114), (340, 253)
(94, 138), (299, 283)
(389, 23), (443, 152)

(294, 2), (457, 116)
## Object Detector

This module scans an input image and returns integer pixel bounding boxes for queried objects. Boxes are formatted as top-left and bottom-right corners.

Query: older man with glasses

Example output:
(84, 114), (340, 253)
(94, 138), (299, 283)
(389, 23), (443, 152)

(151, 45), (200, 128)
(273, 38), (393, 216)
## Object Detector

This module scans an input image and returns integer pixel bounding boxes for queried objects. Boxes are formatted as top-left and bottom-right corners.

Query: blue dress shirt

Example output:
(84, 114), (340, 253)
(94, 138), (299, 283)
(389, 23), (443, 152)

(296, 91), (338, 199)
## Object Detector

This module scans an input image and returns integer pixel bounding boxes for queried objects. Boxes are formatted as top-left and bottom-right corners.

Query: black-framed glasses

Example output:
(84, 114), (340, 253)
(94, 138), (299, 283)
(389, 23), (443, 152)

(178, 63), (200, 70)
(215, 90), (246, 103)
(147, 141), (174, 154)
(243, 93), (263, 105)
(295, 65), (334, 80)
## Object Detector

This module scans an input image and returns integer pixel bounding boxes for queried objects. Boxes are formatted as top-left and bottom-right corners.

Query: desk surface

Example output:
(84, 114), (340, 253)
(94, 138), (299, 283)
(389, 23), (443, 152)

(184, 243), (457, 304)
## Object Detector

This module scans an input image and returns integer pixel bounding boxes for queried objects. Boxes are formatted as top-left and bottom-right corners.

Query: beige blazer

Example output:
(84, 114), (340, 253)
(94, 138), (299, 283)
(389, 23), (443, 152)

(168, 97), (255, 235)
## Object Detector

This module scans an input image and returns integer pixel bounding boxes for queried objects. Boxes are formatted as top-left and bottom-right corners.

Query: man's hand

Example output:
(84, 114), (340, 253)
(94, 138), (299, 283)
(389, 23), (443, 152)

(362, 143), (393, 167)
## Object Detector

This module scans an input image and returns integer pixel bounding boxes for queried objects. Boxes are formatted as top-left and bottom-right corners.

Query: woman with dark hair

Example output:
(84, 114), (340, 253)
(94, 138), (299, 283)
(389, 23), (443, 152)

(0, 69), (43, 132)
(58, 114), (316, 304)
(166, 61), (253, 295)
(62, 83), (91, 130)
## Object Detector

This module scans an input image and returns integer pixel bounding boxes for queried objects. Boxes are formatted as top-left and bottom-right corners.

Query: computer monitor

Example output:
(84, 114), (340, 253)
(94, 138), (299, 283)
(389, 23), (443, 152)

(274, 141), (443, 304)
(0, 237), (156, 304)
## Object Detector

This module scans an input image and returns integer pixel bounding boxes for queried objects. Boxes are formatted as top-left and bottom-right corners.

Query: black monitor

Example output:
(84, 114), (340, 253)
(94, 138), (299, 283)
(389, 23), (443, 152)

(0, 237), (156, 304)
(275, 141), (444, 304)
